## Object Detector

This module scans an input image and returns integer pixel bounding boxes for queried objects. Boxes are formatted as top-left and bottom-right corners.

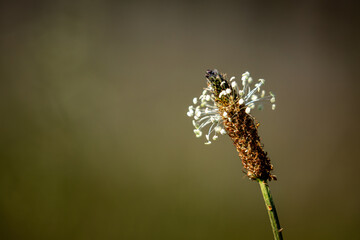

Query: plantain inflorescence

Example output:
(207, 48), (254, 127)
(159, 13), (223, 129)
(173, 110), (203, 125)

(186, 69), (277, 181)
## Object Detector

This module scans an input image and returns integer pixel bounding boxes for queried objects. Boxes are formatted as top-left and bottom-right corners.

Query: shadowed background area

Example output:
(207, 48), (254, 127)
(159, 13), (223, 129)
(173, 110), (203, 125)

(1, 1), (360, 239)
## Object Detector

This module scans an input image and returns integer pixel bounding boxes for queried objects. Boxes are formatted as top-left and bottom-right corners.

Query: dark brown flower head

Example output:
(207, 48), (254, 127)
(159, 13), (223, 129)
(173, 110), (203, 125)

(187, 69), (277, 181)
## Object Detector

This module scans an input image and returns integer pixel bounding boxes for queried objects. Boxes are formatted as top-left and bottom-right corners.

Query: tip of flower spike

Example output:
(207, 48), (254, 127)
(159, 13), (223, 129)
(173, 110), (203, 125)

(205, 69), (219, 79)
(188, 69), (276, 146)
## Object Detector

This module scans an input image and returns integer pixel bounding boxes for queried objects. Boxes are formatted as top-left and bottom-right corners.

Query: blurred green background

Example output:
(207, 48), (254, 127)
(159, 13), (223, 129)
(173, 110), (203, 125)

(1, 1), (360, 239)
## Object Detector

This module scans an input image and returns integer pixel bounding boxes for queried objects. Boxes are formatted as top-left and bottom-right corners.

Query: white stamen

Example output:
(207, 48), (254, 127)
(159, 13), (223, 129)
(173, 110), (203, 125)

(241, 72), (250, 81)
(261, 90), (265, 98)
(245, 107), (251, 114)
(239, 98), (244, 105)
(193, 97), (198, 104)
(215, 126), (222, 133)
(272, 104), (276, 110)
(194, 129), (202, 137)
(219, 90), (226, 98)
(220, 129), (227, 135)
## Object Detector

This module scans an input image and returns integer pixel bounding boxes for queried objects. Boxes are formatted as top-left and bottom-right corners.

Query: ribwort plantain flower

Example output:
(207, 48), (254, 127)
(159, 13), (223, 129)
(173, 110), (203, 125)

(186, 69), (283, 239)
(186, 69), (277, 181)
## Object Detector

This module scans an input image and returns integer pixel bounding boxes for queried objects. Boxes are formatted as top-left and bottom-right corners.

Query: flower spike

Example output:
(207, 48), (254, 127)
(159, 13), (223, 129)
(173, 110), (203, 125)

(186, 69), (277, 181)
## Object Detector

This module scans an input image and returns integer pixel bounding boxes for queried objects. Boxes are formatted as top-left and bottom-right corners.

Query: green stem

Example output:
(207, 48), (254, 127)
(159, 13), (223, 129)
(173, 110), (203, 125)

(258, 179), (283, 240)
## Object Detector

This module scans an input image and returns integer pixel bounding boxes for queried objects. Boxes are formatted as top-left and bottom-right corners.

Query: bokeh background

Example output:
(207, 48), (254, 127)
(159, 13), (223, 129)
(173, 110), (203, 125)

(1, 1), (360, 239)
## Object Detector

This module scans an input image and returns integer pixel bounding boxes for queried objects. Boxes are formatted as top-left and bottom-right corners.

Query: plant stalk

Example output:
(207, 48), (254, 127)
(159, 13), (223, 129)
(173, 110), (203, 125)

(258, 179), (283, 240)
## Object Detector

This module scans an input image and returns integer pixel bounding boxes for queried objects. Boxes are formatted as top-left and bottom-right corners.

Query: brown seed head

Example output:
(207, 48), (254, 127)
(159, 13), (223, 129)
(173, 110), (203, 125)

(205, 69), (276, 181)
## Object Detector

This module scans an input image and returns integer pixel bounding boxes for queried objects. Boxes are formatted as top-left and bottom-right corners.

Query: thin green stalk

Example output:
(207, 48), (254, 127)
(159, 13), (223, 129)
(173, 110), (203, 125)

(258, 179), (283, 240)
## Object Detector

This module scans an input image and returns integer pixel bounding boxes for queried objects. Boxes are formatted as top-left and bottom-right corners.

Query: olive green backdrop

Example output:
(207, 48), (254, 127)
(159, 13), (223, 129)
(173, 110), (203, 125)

(1, 1), (359, 239)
